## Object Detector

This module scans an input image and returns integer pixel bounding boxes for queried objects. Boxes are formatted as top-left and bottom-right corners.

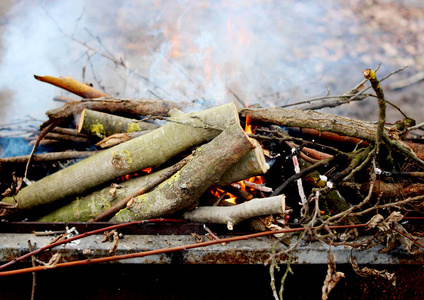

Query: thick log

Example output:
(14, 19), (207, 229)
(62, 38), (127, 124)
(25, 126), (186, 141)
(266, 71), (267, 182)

(78, 108), (159, 138)
(111, 123), (256, 222)
(36, 167), (174, 222)
(36, 139), (268, 222)
(183, 195), (286, 230)
(1, 103), (239, 212)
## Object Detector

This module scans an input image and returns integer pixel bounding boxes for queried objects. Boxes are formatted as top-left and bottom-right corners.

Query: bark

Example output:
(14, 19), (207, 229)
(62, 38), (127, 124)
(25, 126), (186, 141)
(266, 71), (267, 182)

(95, 132), (150, 149)
(240, 107), (378, 141)
(52, 127), (88, 137)
(36, 167), (174, 222)
(39, 132), (91, 143)
(182, 195), (286, 230)
(1, 103), (240, 212)
(78, 108), (159, 138)
(35, 140), (268, 222)
(0, 151), (97, 165)
(240, 107), (424, 165)
(44, 98), (191, 128)
(111, 123), (256, 222)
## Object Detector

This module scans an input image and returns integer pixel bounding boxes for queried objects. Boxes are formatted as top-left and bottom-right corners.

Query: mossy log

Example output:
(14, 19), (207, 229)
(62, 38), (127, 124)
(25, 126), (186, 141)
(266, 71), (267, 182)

(1, 103), (240, 213)
(36, 138), (268, 222)
(111, 123), (256, 222)
(78, 108), (159, 139)
(37, 138), (268, 222)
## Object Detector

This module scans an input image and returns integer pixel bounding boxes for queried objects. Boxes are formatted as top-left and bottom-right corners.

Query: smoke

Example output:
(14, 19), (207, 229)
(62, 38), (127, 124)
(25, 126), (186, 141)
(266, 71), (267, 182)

(0, 0), (420, 127)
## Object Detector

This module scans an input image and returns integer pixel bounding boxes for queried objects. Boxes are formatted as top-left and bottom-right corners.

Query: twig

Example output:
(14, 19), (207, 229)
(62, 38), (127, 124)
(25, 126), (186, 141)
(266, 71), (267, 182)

(242, 180), (273, 193)
(28, 240), (36, 300)
(23, 118), (63, 181)
(271, 156), (335, 196)
(203, 225), (226, 246)
(363, 68), (385, 155)
(388, 71), (424, 90)
(351, 195), (424, 217)
(269, 244), (281, 300)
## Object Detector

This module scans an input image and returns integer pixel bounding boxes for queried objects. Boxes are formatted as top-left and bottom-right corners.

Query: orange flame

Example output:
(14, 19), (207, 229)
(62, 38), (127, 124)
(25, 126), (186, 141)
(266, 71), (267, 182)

(142, 167), (152, 174)
(224, 197), (237, 205)
(245, 113), (253, 134)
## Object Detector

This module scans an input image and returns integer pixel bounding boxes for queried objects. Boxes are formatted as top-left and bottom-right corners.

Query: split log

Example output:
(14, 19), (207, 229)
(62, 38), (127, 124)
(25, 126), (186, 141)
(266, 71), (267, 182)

(34, 75), (110, 98)
(111, 123), (256, 222)
(78, 108), (159, 139)
(183, 195), (286, 230)
(36, 139), (268, 222)
(1, 103), (240, 213)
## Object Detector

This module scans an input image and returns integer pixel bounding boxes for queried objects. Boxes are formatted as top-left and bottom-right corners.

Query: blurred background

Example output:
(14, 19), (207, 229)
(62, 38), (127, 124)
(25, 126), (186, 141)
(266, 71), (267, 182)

(0, 0), (423, 132)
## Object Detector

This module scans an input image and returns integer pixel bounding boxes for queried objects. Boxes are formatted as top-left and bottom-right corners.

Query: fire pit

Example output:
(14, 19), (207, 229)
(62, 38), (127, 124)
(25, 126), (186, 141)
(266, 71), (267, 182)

(1, 1), (424, 299)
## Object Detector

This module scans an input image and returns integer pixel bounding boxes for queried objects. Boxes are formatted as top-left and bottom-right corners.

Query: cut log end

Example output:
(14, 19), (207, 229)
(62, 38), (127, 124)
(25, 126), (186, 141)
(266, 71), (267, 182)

(77, 108), (86, 133)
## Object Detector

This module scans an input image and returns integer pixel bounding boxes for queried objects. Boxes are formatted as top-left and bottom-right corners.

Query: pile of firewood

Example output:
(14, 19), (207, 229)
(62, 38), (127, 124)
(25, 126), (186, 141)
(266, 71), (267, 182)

(1, 71), (424, 236)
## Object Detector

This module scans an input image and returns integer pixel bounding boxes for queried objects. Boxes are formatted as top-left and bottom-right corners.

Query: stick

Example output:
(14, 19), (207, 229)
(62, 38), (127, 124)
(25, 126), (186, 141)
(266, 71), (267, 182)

(34, 75), (110, 98)
(23, 118), (63, 181)
(44, 98), (190, 127)
(363, 68), (385, 155)
(183, 195), (286, 230)
(0, 151), (97, 164)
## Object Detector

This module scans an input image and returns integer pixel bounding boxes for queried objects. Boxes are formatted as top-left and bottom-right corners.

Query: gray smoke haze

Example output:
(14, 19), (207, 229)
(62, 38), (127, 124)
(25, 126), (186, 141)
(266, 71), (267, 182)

(0, 0), (422, 128)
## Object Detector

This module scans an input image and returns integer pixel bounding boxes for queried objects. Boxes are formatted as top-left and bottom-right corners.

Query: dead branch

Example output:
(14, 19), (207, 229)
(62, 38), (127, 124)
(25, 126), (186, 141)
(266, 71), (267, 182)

(183, 195), (286, 230)
(0, 151), (97, 164)
(43, 98), (191, 129)
(34, 75), (110, 98)
(363, 68), (386, 155)
(239, 107), (378, 141)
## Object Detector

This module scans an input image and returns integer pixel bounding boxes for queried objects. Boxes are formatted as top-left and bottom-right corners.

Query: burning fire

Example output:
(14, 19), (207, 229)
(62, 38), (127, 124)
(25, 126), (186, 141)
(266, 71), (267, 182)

(120, 167), (152, 182)
(245, 113), (254, 134)
(210, 175), (266, 206)
(208, 115), (265, 205)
